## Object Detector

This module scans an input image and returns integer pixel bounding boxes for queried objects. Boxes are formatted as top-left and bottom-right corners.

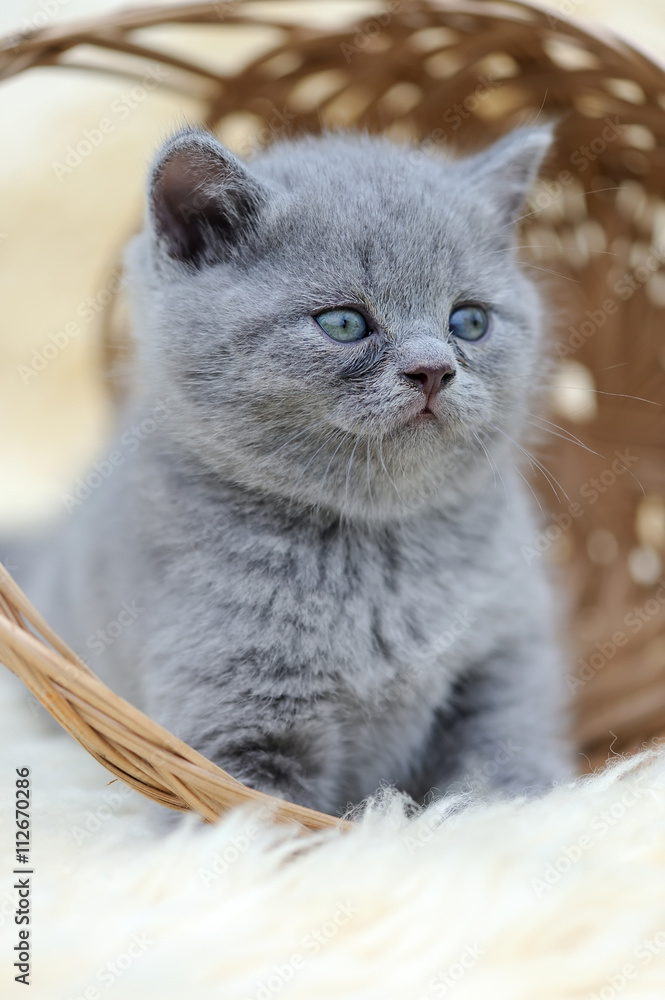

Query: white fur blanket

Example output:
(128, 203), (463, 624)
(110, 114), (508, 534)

(1, 668), (664, 1000)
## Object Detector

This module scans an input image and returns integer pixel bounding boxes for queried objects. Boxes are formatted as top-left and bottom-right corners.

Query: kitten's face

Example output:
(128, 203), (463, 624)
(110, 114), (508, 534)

(128, 128), (551, 520)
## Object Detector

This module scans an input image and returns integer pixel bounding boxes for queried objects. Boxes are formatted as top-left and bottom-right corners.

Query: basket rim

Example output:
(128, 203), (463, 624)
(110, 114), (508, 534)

(2, 0), (665, 84)
(0, 559), (349, 829)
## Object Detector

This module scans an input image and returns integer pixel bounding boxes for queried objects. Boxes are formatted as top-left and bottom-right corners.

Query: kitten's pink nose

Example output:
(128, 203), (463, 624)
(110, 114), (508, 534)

(402, 363), (456, 401)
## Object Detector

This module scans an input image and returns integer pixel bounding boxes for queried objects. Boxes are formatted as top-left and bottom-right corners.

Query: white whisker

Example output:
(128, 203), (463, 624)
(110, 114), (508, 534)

(344, 436), (362, 511)
(524, 413), (604, 458)
(365, 437), (374, 508)
(494, 426), (572, 504)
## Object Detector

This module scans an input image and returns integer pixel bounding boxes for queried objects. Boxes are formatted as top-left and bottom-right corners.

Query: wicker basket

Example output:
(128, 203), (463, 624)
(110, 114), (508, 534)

(1, 0), (664, 826)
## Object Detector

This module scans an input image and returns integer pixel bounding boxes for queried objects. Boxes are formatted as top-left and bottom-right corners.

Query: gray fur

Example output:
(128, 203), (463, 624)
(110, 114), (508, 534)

(7, 126), (574, 814)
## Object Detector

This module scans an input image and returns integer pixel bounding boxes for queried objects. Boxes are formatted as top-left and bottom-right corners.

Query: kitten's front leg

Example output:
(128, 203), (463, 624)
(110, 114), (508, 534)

(197, 720), (346, 814)
(148, 675), (348, 816)
(412, 641), (575, 801)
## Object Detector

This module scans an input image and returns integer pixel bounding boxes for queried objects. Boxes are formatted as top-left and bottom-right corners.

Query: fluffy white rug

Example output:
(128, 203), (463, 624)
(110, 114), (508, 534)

(1, 668), (665, 1000)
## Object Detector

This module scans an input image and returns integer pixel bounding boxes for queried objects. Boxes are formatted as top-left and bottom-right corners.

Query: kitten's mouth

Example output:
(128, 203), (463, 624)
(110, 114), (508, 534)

(406, 406), (437, 427)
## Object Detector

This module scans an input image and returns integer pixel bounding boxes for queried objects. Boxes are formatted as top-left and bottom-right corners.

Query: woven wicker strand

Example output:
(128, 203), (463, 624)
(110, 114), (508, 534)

(0, 561), (346, 829)
(1, 0), (665, 812)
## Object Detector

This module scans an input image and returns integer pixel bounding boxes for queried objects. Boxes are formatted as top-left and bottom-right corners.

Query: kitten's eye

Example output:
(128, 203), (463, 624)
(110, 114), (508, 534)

(449, 305), (489, 342)
(315, 308), (368, 342)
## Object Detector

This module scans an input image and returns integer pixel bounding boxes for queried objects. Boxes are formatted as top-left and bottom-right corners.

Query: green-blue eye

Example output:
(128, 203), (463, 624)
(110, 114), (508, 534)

(315, 308), (368, 342)
(449, 305), (489, 342)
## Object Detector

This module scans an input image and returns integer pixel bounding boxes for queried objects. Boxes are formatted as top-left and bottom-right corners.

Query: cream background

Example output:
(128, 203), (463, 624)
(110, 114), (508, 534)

(0, 0), (664, 528)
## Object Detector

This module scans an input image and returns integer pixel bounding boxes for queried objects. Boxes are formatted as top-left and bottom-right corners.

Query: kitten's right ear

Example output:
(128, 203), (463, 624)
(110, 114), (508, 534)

(461, 123), (555, 229)
(147, 128), (268, 268)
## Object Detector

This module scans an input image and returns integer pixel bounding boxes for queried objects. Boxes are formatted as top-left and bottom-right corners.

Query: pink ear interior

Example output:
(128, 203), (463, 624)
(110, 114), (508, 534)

(150, 136), (262, 267)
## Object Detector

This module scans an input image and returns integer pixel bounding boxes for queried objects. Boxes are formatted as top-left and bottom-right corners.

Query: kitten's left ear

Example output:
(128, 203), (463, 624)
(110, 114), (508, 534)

(147, 128), (270, 268)
(462, 124), (555, 226)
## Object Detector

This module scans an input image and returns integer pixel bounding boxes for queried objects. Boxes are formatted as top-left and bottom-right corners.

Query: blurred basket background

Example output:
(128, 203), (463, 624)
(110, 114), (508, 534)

(0, 0), (664, 812)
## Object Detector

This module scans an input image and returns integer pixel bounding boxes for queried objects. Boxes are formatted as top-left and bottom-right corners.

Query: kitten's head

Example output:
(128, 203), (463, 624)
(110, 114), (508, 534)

(127, 124), (553, 521)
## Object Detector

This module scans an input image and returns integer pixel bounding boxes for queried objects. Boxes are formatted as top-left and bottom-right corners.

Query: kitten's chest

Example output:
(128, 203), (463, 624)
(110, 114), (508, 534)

(225, 515), (485, 794)
(217, 513), (483, 703)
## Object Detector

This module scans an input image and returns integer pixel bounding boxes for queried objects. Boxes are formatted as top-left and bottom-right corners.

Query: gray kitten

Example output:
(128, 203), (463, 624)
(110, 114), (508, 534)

(8, 125), (573, 814)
